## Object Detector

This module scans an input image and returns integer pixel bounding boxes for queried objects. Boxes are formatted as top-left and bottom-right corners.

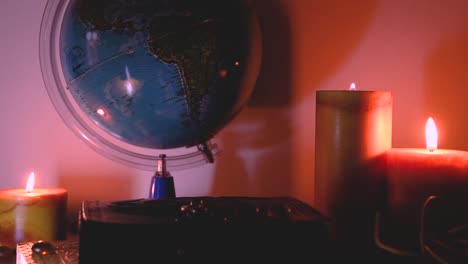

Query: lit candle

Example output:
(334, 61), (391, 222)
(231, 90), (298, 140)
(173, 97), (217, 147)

(0, 172), (67, 249)
(383, 117), (468, 250)
(314, 83), (392, 255)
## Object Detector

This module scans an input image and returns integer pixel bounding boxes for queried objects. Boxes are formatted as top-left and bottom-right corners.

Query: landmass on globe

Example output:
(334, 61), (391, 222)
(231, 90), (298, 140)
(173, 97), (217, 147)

(59, 0), (261, 150)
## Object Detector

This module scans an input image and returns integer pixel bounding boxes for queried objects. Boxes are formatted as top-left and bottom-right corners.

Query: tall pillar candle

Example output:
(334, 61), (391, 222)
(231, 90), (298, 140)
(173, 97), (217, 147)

(314, 88), (392, 257)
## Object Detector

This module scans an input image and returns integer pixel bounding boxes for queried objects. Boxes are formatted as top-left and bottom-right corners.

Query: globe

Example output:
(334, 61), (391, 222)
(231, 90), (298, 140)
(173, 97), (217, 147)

(39, 0), (262, 170)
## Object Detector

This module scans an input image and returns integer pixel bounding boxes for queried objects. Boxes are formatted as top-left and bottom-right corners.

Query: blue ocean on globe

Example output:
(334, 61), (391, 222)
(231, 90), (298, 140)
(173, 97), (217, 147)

(58, 0), (261, 149)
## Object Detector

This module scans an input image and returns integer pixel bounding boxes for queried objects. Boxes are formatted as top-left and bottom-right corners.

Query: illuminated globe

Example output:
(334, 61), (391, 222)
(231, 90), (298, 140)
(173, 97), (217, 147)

(40, 0), (262, 170)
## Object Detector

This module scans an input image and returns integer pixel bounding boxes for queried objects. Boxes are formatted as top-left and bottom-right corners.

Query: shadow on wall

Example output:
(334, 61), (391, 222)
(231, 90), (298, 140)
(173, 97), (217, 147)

(210, 0), (293, 197)
(247, 0), (292, 107)
(211, 0), (379, 202)
(423, 29), (468, 150)
(289, 0), (380, 99)
(58, 173), (133, 233)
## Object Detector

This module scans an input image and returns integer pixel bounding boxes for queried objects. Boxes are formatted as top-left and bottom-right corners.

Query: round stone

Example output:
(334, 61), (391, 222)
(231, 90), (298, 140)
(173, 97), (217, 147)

(31, 241), (56, 256)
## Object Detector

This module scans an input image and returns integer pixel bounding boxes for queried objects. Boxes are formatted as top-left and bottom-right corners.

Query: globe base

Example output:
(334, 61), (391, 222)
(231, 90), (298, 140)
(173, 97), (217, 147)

(148, 176), (176, 199)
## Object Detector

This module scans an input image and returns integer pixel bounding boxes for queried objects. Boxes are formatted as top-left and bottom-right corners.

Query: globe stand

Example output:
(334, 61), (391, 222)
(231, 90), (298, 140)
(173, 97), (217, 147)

(197, 141), (215, 163)
(148, 154), (176, 199)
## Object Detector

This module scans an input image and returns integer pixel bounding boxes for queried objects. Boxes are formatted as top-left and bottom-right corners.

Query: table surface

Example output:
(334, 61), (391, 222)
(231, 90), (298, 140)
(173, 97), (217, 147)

(11, 239), (433, 264)
(9, 233), (465, 264)
(15, 234), (78, 264)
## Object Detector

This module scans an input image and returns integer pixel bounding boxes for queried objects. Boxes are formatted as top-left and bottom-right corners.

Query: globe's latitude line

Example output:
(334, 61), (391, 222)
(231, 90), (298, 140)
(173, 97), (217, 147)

(67, 46), (135, 86)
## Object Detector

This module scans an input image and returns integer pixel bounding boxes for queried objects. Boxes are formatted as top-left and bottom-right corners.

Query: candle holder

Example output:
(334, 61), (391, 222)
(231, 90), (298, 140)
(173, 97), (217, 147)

(374, 195), (468, 263)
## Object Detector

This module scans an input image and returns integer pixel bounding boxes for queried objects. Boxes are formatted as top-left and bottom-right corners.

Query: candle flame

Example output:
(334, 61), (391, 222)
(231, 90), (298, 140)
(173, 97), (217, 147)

(426, 117), (437, 152)
(25, 172), (35, 193)
(349, 83), (356, 90)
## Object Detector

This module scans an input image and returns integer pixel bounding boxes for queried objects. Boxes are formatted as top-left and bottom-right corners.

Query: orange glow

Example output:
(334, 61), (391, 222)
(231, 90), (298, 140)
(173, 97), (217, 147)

(426, 117), (437, 152)
(219, 69), (227, 78)
(349, 82), (356, 90)
(25, 172), (35, 193)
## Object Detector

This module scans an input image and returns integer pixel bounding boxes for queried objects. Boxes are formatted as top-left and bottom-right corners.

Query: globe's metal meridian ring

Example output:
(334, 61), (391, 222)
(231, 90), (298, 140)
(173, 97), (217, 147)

(39, 0), (261, 171)
(39, 0), (221, 171)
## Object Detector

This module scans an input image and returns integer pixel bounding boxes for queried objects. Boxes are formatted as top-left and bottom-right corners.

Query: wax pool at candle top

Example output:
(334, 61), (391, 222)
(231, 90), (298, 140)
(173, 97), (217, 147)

(1, 188), (67, 198)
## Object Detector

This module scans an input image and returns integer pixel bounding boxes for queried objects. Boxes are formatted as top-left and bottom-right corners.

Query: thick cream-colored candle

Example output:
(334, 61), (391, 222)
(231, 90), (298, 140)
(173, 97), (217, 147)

(314, 85), (392, 257)
(0, 172), (67, 249)
(382, 118), (468, 251)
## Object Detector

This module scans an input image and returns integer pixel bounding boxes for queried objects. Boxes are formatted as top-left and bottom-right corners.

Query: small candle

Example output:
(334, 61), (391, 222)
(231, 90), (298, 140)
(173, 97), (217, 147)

(383, 117), (468, 250)
(0, 172), (67, 249)
(314, 83), (392, 255)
